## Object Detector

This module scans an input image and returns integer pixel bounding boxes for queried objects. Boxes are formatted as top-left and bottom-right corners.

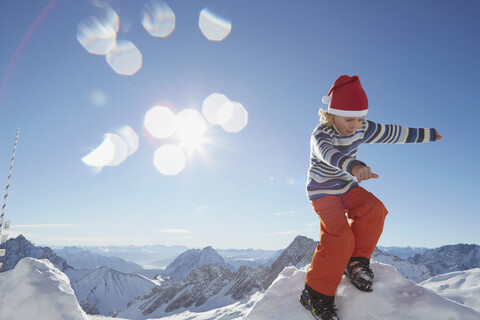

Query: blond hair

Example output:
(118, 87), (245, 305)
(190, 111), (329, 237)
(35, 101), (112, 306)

(318, 109), (334, 127)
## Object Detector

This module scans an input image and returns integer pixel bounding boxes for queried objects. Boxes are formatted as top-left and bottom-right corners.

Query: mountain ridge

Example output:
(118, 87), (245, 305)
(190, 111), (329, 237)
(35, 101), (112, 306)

(409, 243), (480, 275)
(0, 234), (71, 272)
(54, 246), (143, 273)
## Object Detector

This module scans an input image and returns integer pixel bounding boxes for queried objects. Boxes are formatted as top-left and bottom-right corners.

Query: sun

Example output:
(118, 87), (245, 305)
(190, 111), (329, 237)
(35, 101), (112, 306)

(175, 109), (207, 151)
(178, 129), (206, 150)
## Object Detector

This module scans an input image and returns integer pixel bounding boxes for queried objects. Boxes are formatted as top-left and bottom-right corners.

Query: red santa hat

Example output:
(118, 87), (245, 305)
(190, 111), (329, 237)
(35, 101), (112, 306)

(321, 75), (368, 117)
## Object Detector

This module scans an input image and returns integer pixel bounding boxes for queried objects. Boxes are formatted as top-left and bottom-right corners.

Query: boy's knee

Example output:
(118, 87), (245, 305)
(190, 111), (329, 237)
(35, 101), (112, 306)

(360, 195), (389, 220)
(323, 217), (351, 236)
(335, 227), (355, 252)
(372, 199), (388, 218)
(322, 228), (355, 258)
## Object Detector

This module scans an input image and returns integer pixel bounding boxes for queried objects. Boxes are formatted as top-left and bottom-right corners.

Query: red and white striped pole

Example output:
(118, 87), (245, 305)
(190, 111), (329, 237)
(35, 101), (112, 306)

(0, 128), (20, 268)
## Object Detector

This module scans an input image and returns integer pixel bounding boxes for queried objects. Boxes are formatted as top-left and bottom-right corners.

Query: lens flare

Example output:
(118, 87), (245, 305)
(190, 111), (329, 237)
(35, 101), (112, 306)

(176, 109), (206, 148)
(90, 0), (112, 8)
(199, 8), (231, 41)
(202, 93), (230, 125)
(106, 40), (142, 75)
(82, 133), (128, 167)
(218, 101), (248, 133)
(142, 0), (175, 38)
(88, 89), (108, 107)
(116, 126), (139, 156)
(153, 144), (186, 176)
(77, 7), (118, 55)
(144, 105), (177, 139)
(104, 134), (129, 166)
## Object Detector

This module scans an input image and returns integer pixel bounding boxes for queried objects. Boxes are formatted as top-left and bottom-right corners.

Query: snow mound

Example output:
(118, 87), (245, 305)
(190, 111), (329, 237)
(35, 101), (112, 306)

(244, 261), (480, 320)
(0, 257), (88, 320)
(420, 268), (480, 313)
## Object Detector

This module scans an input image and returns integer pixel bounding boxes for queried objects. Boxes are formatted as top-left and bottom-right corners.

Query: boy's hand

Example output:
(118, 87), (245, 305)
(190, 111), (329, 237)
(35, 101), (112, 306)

(352, 163), (379, 183)
(435, 130), (443, 140)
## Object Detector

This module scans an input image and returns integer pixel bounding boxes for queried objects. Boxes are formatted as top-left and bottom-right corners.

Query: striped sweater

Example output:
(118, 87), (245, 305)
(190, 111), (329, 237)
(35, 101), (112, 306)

(307, 120), (437, 201)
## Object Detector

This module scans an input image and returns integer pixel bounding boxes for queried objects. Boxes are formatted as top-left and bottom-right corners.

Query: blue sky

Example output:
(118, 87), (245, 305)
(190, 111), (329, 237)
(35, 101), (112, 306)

(0, 0), (479, 250)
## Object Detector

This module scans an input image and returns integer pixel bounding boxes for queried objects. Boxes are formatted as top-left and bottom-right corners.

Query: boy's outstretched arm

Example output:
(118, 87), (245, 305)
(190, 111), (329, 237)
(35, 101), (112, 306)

(352, 130), (443, 183)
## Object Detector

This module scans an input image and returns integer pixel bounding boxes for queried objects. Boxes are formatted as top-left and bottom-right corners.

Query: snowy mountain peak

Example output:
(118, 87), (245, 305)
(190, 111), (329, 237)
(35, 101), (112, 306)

(162, 245), (231, 281)
(263, 235), (318, 289)
(0, 234), (70, 273)
(198, 246), (223, 264)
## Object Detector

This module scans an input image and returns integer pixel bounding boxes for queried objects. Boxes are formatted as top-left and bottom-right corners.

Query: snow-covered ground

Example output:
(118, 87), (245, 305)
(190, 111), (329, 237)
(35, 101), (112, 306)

(146, 298), (257, 320)
(89, 317), (128, 320)
(421, 268), (480, 313)
(244, 262), (480, 320)
(0, 258), (89, 320)
(1, 257), (479, 320)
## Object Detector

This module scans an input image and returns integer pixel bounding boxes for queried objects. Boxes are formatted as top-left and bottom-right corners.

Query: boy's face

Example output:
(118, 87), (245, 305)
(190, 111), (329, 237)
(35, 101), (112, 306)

(333, 115), (365, 136)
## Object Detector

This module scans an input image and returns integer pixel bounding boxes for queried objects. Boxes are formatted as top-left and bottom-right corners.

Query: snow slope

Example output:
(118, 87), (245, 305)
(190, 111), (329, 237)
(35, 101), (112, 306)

(66, 266), (158, 316)
(152, 298), (257, 320)
(420, 268), (480, 313)
(244, 262), (480, 320)
(0, 258), (88, 320)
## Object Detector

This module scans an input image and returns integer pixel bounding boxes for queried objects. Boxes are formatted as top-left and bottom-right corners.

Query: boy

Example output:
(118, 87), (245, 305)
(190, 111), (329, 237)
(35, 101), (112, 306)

(299, 75), (442, 320)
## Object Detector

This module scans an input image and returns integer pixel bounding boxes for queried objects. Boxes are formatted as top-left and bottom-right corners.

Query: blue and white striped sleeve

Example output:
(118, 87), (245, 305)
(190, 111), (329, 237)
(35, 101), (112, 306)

(363, 120), (437, 144)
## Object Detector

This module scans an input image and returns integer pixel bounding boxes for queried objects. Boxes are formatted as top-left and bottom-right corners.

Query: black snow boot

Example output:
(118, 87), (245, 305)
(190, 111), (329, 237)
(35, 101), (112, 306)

(300, 287), (339, 320)
(344, 256), (374, 292)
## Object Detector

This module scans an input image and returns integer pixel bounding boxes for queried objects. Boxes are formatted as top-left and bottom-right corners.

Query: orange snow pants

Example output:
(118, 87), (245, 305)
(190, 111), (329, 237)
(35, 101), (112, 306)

(305, 187), (388, 296)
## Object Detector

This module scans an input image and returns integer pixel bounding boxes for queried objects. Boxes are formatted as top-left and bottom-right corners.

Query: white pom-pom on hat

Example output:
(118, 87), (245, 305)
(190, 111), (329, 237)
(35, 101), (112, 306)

(322, 95), (332, 105)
